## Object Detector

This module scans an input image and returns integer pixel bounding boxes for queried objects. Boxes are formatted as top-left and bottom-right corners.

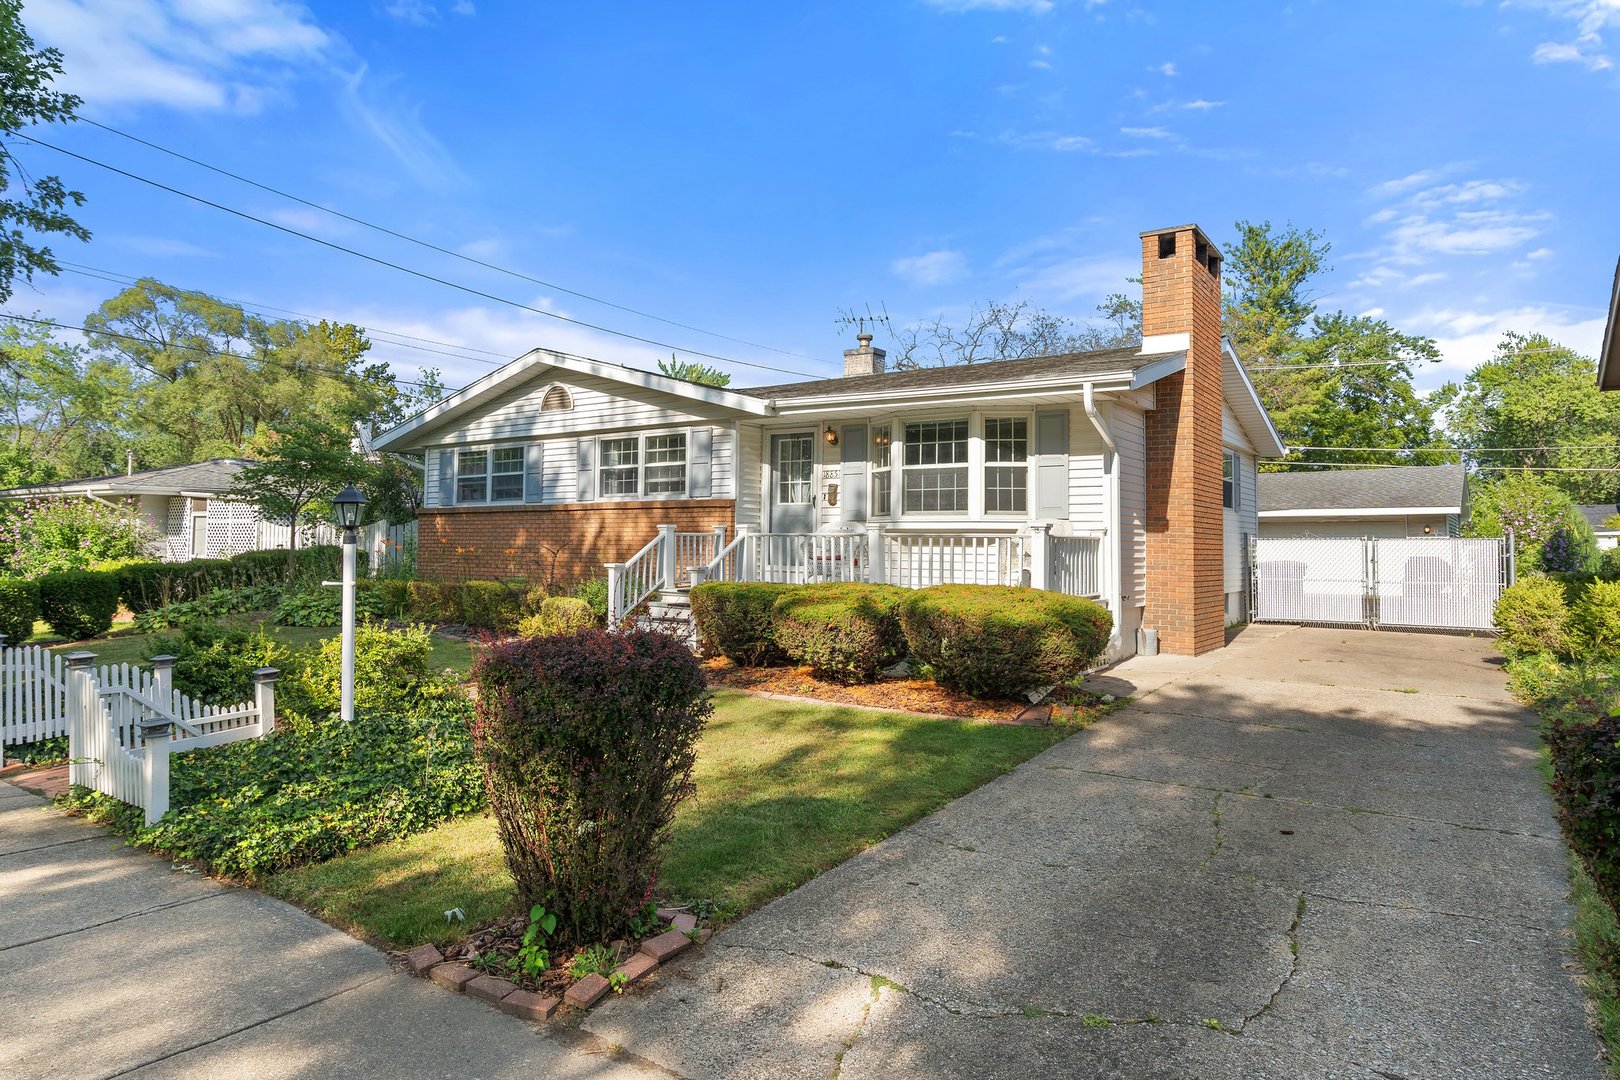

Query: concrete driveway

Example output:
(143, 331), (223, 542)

(583, 624), (1604, 1079)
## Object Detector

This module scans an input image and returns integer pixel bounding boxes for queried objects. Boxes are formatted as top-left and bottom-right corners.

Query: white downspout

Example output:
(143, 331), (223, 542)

(1082, 383), (1127, 658)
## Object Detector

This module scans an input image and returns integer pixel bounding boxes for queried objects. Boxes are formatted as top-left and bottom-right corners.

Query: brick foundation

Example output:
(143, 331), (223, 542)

(417, 500), (735, 585)
(1141, 225), (1226, 656)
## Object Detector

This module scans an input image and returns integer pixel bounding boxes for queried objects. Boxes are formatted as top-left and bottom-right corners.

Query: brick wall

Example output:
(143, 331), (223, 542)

(417, 500), (735, 585)
(1141, 225), (1226, 656)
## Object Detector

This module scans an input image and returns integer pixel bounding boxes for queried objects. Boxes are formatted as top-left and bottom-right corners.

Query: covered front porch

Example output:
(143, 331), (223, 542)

(605, 522), (1106, 628)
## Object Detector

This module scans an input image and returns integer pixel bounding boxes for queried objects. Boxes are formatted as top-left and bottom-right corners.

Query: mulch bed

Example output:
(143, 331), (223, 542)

(440, 907), (701, 998)
(703, 658), (1058, 722)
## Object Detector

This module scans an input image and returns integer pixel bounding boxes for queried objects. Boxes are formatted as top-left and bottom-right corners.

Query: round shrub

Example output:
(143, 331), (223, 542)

(1596, 547), (1620, 583)
(574, 577), (610, 622)
(37, 569), (120, 641)
(771, 583), (908, 683)
(1493, 575), (1573, 657)
(406, 580), (455, 623)
(0, 576), (39, 644)
(516, 596), (596, 638)
(283, 622), (437, 720)
(166, 621), (287, 706)
(898, 584), (1113, 699)
(470, 628), (711, 946)
(1575, 579), (1620, 656)
(688, 582), (802, 665)
(455, 580), (521, 631)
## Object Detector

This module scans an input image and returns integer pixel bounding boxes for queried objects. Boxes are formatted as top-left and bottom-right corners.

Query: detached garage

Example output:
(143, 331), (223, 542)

(1258, 464), (1466, 539)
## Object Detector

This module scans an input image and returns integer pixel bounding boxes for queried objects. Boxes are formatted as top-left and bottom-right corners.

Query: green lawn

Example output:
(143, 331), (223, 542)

(266, 688), (1095, 949)
(41, 620), (475, 674)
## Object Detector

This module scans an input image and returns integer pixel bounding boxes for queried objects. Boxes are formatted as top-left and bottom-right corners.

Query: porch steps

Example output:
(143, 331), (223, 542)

(638, 588), (697, 645)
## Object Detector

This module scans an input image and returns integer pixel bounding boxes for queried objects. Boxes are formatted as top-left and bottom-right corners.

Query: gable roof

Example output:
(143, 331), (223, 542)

(1602, 258), (1620, 391)
(1579, 504), (1620, 532)
(0, 458), (252, 500)
(1259, 464), (1466, 517)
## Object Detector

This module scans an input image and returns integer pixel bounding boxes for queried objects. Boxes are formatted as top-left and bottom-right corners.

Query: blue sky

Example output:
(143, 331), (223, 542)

(11, 0), (1619, 397)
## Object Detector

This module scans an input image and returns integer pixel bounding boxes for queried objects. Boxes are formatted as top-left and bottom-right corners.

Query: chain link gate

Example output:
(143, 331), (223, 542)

(1250, 536), (1512, 632)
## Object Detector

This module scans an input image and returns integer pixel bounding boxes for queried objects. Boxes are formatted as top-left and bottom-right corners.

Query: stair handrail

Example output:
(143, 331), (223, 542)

(699, 531), (749, 584)
(607, 531), (668, 624)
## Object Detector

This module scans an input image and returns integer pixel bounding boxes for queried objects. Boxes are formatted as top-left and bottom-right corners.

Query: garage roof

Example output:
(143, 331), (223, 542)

(1259, 464), (1466, 516)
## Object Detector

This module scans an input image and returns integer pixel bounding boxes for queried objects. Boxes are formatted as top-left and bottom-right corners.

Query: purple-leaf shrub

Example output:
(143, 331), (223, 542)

(470, 628), (710, 946)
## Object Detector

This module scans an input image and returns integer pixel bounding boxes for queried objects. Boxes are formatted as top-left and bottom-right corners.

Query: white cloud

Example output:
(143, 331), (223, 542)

(1179, 98), (1223, 110)
(1526, 246), (1555, 260)
(1365, 169), (1447, 198)
(1029, 58), (1053, 69)
(28, 0), (330, 113)
(1016, 255), (1138, 302)
(1521, 0), (1620, 71)
(340, 65), (469, 191)
(1156, 61), (1178, 76)
(922, 0), (1054, 12)
(382, 0), (437, 24)
(991, 34), (1010, 43)
(1120, 125), (1173, 138)
(1357, 172), (1549, 274)
(891, 250), (969, 287)
(1405, 304), (1606, 381)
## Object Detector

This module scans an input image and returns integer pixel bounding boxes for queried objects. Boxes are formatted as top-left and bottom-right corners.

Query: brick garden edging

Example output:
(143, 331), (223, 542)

(402, 909), (712, 1023)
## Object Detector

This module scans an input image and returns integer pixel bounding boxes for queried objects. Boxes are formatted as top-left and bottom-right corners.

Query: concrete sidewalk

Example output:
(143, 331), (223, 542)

(0, 783), (661, 1080)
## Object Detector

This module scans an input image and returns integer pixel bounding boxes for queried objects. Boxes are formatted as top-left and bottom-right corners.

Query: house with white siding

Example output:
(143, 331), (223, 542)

(372, 224), (1284, 658)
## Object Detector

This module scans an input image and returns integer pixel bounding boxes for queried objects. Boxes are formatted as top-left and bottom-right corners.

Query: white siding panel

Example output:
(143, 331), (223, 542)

(1114, 404), (1148, 608)
(1067, 406), (1107, 531)
(736, 424), (764, 528)
(541, 438), (578, 503)
(1222, 402), (1255, 454)
(433, 372), (731, 447)
(1223, 449), (1261, 596)
(423, 449), (442, 509)
(711, 428), (734, 500)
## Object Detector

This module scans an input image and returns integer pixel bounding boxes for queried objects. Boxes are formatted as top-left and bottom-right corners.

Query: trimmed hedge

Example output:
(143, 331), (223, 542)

(516, 596), (596, 638)
(1494, 575), (1574, 657)
(899, 584), (1112, 698)
(0, 576), (39, 644)
(689, 582), (801, 665)
(1576, 580), (1620, 657)
(38, 569), (121, 641)
(471, 628), (710, 946)
(1548, 708), (1620, 905)
(771, 583), (908, 683)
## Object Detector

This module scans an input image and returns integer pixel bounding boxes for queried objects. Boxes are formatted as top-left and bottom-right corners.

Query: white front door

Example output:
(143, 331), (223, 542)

(768, 432), (815, 533)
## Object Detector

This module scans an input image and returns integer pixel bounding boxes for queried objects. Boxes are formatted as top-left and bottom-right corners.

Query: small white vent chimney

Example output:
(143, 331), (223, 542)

(843, 332), (886, 378)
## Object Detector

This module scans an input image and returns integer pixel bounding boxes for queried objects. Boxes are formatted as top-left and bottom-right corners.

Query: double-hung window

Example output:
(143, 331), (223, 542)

(1223, 450), (1238, 510)
(600, 432), (688, 498)
(984, 418), (1028, 513)
(456, 447), (525, 504)
(902, 419), (969, 513)
(870, 424), (892, 517)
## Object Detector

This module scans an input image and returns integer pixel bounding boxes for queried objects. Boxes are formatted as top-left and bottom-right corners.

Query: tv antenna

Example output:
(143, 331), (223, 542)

(834, 303), (892, 340)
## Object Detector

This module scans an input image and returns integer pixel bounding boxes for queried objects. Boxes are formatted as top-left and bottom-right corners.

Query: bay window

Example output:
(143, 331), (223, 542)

(600, 432), (689, 498)
(984, 417), (1028, 513)
(902, 419), (969, 513)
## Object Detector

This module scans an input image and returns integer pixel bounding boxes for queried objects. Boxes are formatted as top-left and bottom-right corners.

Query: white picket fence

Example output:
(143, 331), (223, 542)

(2, 644), (277, 824)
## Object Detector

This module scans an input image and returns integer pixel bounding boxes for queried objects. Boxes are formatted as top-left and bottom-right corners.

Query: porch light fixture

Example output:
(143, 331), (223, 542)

(823, 426), (839, 446)
(1422, 524), (1433, 535)
(873, 430), (891, 447)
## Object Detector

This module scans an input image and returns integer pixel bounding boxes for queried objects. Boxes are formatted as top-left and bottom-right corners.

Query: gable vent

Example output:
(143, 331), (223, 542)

(541, 385), (573, 413)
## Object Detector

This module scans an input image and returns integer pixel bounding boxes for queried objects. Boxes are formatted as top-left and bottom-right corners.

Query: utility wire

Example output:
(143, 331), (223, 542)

(16, 133), (823, 381)
(77, 117), (828, 366)
(1285, 443), (1620, 453)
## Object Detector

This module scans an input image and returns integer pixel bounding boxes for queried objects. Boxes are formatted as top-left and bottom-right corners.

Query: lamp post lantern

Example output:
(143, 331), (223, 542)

(333, 485), (366, 723)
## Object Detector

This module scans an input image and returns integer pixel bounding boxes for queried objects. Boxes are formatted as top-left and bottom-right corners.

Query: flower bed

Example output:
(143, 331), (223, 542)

(704, 657), (1046, 721)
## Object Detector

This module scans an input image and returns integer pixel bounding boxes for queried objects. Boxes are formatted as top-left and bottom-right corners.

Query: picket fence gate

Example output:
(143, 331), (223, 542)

(1, 643), (278, 824)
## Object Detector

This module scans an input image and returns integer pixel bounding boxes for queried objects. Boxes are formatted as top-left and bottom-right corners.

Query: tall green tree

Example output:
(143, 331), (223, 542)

(1222, 220), (1331, 362)
(658, 354), (731, 387)
(230, 419), (368, 570)
(0, 0), (89, 303)
(0, 318), (131, 483)
(1437, 332), (1620, 504)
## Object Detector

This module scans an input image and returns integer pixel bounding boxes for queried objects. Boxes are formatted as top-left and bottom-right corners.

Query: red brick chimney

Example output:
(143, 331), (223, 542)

(1140, 224), (1225, 656)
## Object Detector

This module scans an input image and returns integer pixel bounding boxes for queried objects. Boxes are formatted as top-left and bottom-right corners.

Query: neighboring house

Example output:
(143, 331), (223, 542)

(0, 458), (336, 562)
(372, 224), (1286, 658)
(1258, 464), (1467, 540)
(1579, 504), (1620, 550)
(1599, 256), (1620, 390)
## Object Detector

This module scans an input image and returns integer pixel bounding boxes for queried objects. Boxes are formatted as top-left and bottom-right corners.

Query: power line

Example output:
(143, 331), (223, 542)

(16, 133), (822, 381)
(78, 117), (829, 366)
(1285, 443), (1620, 453)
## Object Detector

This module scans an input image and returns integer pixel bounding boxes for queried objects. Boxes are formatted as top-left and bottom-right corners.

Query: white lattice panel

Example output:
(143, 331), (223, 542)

(164, 497), (189, 562)
(206, 500), (260, 559)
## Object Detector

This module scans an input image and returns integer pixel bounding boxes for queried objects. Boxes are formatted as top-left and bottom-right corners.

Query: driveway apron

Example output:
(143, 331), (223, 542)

(583, 624), (1604, 1079)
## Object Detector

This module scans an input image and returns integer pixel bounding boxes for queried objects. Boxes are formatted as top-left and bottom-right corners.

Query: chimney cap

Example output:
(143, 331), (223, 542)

(856, 332), (873, 348)
(1139, 223), (1220, 256)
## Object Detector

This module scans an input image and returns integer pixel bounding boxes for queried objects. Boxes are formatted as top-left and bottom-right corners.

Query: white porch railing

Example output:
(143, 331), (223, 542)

(4, 645), (278, 823)
(1049, 533), (1105, 599)
(880, 532), (1027, 589)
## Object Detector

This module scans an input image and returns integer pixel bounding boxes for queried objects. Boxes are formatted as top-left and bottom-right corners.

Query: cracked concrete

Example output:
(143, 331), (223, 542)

(584, 625), (1605, 1078)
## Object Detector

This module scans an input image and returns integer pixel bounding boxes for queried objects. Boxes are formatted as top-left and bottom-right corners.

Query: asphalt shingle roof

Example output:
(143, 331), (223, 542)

(0, 458), (251, 498)
(736, 345), (1178, 400)
(1259, 463), (1466, 514)
(1579, 504), (1620, 532)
